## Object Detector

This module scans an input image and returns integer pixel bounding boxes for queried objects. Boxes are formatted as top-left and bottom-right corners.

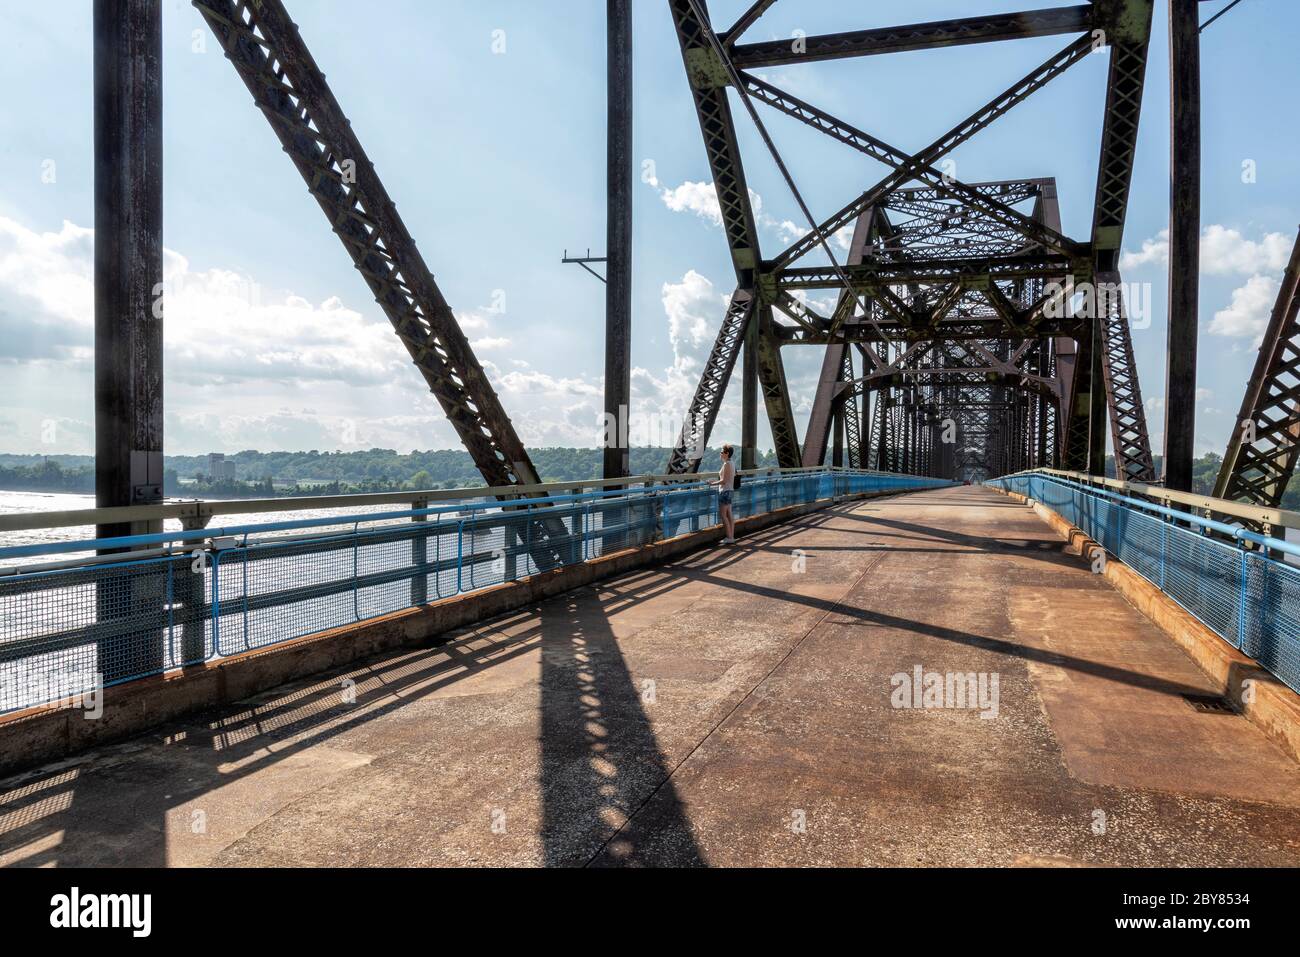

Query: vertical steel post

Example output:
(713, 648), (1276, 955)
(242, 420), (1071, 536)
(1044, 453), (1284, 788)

(832, 401), (845, 467)
(94, 0), (163, 683)
(1163, 0), (1200, 491)
(1088, 319), (1108, 476)
(603, 0), (633, 481)
(741, 315), (759, 469)
(411, 499), (428, 605)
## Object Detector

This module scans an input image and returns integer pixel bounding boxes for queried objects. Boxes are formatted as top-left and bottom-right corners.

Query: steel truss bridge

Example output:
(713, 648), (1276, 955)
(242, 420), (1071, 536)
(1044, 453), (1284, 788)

(4, 0), (1300, 872)
(85, 0), (1300, 533)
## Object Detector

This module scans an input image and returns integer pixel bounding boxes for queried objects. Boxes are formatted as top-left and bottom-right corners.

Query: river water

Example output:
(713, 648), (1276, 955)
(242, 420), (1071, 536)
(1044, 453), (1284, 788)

(0, 488), (529, 713)
(0, 489), (458, 552)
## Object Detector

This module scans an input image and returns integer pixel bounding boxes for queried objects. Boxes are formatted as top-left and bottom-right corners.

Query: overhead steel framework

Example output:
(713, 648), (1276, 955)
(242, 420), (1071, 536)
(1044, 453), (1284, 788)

(1215, 228), (1300, 509)
(194, 0), (543, 492)
(91, 3), (1190, 512)
(664, 0), (1160, 482)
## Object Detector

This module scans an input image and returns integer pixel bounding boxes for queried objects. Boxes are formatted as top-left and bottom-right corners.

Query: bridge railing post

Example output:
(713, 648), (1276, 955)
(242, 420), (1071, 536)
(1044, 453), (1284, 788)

(411, 498), (428, 606)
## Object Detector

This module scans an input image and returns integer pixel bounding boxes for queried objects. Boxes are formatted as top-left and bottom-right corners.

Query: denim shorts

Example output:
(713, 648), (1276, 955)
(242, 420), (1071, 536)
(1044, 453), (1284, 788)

(718, 490), (733, 506)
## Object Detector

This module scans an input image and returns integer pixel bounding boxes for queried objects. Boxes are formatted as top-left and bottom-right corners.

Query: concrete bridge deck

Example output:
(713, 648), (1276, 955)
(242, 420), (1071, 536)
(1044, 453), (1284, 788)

(2, 484), (1298, 867)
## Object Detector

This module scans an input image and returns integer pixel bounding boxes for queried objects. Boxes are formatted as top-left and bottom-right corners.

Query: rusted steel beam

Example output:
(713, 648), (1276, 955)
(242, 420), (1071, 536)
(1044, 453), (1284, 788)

(193, 0), (541, 492)
(774, 33), (1095, 269)
(1215, 228), (1300, 508)
(731, 5), (1095, 68)
(94, 0), (165, 682)
(666, 289), (755, 473)
(1163, 0), (1200, 492)
(604, 0), (633, 481)
(756, 306), (801, 467)
(668, 0), (763, 284)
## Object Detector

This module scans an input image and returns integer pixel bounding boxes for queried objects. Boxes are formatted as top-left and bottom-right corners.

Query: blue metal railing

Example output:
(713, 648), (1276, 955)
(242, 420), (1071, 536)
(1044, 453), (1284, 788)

(0, 468), (951, 714)
(986, 471), (1300, 696)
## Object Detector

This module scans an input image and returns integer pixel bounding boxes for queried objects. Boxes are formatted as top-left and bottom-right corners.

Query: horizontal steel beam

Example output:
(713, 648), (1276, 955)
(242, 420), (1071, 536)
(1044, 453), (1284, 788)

(779, 254), (1078, 290)
(731, 4), (1095, 68)
(774, 319), (1086, 343)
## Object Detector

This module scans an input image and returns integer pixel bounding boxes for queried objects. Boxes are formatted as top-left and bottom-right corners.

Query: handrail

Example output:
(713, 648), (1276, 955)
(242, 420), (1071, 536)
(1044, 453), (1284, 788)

(987, 470), (1300, 698)
(0, 468), (956, 714)
(0, 464), (865, 535)
(1005, 471), (1300, 560)
(1004, 467), (1300, 532)
(0, 482), (709, 563)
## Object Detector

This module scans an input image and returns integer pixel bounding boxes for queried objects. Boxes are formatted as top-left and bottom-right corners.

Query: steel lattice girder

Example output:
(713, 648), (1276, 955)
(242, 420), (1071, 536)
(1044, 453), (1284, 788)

(779, 254), (1078, 291)
(193, 0), (541, 491)
(841, 347), (862, 468)
(729, 5), (1097, 68)
(790, 180), (1073, 476)
(669, 0), (762, 282)
(801, 206), (877, 466)
(756, 305), (801, 465)
(1062, 324), (1099, 471)
(772, 32), (1097, 271)
(1215, 228), (1300, 508)
(1095, 271), (1157, 480)
(740, 73), (1083, 259)
(666, 289), (755, 473)
(1090, 0), (1156, 270)
(665, 1), (1157, 480)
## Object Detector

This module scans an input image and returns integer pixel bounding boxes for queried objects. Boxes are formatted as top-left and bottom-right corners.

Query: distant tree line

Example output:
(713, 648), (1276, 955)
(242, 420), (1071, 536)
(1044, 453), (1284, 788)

(0, 447), (779, 499)
(2, 449), (1295, 508)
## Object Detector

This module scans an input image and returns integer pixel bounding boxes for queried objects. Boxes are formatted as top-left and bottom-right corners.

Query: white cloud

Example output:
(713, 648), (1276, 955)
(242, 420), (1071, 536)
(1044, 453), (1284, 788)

(1119, 224), (1292, 275)
(0, 212), (776, 457)
(0, 217), (94, 362)
(1209, 274), (1279, 342)
(493, 367), (601, 398)
(662, 269), (718, 355)
(776, 219), (803, 244)
(0, 214), (531, 453)
(1201, 225), (1292, 276)
(1119, 228), (1168, 271)
(660, 180), (725, 225)
(0, 215), (410, 389)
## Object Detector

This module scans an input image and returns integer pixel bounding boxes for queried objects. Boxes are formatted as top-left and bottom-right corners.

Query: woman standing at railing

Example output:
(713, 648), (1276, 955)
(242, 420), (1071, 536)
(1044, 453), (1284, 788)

(715, 443), (737, 544)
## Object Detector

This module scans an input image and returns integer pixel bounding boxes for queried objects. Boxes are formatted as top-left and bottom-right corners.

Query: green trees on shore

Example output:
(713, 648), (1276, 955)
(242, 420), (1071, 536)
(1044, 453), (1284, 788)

(1, 448), (1296, 508)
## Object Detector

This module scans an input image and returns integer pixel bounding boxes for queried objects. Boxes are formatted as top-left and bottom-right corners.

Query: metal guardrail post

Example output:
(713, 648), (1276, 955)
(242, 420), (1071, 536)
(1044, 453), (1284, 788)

(211, 551), (223, 657)
(411, 498), (428, 605)
(351, 522), (361, 621)
(241, 539), (250, 652)
(1238, 547), (1249, 649)
(505, 520), (519, 582)
(178, 512), (209, 668)
(1160, 518), (1168, 591)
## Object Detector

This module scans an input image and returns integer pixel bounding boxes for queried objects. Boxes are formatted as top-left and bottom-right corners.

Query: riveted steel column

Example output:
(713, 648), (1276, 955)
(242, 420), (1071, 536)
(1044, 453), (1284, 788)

(94, 0), (164, 682)
(1163, 0), (1200, 491)
(604, 0), (633, 480)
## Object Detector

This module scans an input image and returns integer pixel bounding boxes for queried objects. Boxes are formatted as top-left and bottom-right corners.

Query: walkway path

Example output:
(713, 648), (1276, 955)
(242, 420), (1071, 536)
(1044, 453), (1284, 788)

(2, 485), (1297, 866)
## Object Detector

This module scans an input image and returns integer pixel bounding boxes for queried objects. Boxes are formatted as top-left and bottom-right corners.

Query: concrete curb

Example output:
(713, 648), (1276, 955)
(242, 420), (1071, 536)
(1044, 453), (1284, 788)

(992, 485), (1300, 764)
(0, 487), (910, 777)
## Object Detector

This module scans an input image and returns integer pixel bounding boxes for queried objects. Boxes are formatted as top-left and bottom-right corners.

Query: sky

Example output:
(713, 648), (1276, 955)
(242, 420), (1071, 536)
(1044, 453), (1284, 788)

(0, 0), (1296, 460)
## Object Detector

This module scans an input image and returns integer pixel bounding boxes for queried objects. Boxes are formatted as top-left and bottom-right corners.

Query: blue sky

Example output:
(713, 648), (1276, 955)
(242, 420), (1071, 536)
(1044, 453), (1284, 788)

(1, 0), (1296, 459)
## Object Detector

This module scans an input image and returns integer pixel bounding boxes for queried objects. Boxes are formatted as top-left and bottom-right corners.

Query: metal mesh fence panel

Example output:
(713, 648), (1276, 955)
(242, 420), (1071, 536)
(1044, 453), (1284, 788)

(989, 472), (1300, 694)
(0, 470), (952, 713)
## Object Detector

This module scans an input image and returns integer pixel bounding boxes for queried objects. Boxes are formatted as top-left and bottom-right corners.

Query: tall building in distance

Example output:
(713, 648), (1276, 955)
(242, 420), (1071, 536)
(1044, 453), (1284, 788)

(206, 453), (237, 482)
